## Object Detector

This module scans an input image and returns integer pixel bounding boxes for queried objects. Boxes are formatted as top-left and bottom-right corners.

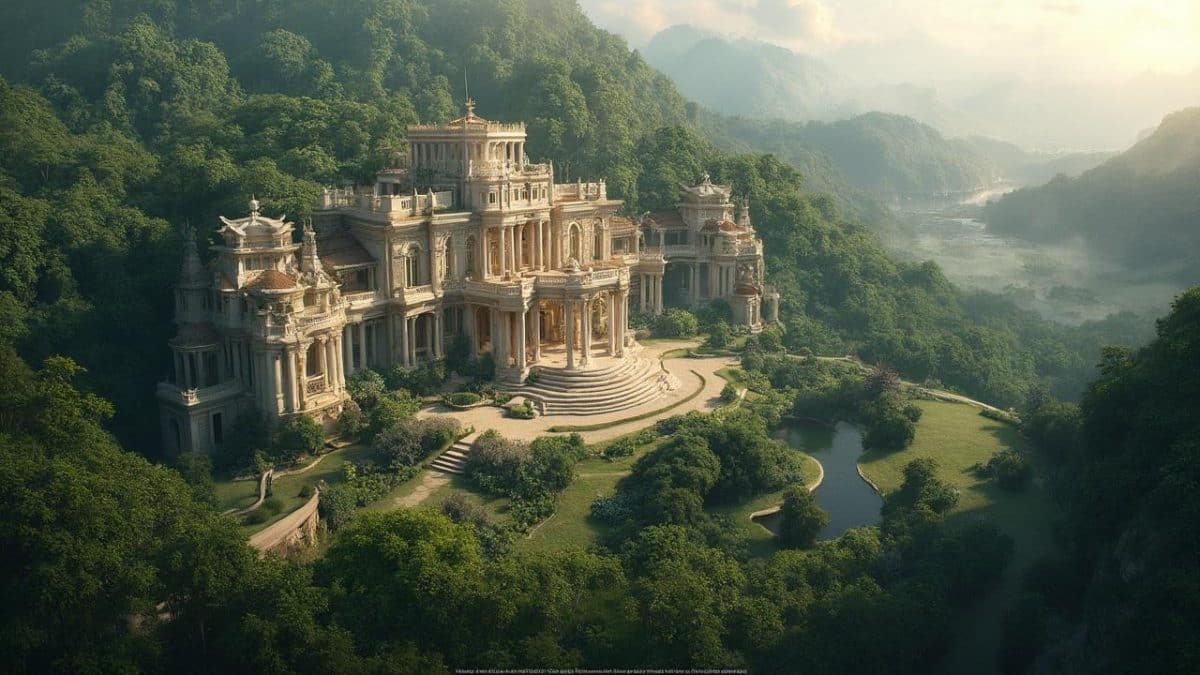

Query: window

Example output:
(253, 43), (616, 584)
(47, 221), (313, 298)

(488, 191), (497, 204)
(306, 343), (320, 377)
(405, 246), (423, 287)
(212, 412), (223, 445)
(465, 236), (476, 277)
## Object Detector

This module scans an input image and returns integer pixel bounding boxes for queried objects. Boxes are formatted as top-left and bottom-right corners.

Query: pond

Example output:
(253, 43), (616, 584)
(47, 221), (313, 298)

(757, 421), (882, 539)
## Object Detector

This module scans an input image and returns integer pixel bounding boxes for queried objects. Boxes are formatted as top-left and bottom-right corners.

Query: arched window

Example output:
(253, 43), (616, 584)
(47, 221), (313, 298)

(305, 343), (321, 377)
(405, 245), (422, 287)
(569, 223), (582, 263)
(465, 236), (477, 278)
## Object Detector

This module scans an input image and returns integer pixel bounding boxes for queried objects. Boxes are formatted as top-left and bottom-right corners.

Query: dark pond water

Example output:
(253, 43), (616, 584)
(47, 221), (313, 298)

(758, 421), (883, 539)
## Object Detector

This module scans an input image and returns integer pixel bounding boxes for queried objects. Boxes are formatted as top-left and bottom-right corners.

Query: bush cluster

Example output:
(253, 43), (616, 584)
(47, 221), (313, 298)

(444, 391), (483, 408)
(464, 431), (587, 529)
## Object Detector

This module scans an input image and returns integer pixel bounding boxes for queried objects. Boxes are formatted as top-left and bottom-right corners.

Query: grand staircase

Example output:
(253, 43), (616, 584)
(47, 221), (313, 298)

(429, 438), (473, 474)
(506, 356), (678, 416)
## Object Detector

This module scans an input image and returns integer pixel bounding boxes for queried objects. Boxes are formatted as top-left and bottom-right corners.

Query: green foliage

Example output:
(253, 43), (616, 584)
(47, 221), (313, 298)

(368, 389), (420, 435)
(387, 360), (447, 396)
(778, 485), (828, 549)
(346, 369), (387, 410)
(706, 320), (734, 350)
(978, 448), (1033, 491)
(444, 391), (482, 408)
(335, 400), (368, 440)
(174, 451), (217, 507)
(272, 414), (324, 463)
(718, 382), (739, 404)
(602, 437), (636, 461)
(983, 109), (1200, 285)
(507, 400), (534, 419)
(654, 308), (699, 338)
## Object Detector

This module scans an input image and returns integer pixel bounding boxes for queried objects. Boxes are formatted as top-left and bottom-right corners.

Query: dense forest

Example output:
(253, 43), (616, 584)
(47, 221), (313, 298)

(0, 0), (1131, 457)
(1, 1), (1197, 673)
(983, 108), (1200, 285)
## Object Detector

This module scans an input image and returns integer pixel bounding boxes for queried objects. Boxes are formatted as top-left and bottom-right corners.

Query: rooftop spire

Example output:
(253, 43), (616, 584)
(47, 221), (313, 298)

(179, 224), (207, 287)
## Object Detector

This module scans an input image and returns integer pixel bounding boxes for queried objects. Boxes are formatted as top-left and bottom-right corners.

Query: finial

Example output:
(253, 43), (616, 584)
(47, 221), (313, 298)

(465, 97), (476, 118)
(701, 171), (712, 184)
(249, 195), (260, 217)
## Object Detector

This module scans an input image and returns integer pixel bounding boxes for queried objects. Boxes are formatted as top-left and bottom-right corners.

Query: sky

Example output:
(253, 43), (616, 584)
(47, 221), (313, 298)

(578, 0), (1200, 84)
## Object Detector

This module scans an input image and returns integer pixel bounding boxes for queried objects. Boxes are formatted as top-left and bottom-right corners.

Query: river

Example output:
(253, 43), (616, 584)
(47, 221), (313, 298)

(757, 421), (882, 539)
(891, 194), (1180, 325)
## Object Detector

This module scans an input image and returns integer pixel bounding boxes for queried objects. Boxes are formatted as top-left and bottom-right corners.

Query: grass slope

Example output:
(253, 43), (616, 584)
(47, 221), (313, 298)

(858, 400), (1056, 675)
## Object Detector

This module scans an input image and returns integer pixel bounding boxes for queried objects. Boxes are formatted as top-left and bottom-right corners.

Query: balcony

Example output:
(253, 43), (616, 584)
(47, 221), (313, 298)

(394, 284), (436, 305)
(318, 189), (454, 215)
(157, 379), (245, 407)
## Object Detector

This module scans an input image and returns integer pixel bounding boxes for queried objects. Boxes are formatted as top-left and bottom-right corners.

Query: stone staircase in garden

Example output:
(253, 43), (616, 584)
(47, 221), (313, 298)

(429, 439), (473, 474)
(506, 356), (679, 416)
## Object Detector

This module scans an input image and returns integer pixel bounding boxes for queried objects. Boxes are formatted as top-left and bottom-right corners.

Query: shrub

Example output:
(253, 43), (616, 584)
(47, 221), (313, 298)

(465, 430), (530, 494)
(778, 485), (828, 549)
(982, 448), (1033, 491)
(298, 484), (314, 499)
(369, 390), (420, 435)
(706, 321), (734, 349)
(493, 391), (512, 405)
(590, 493), (635, 525)
(508, 401), (534, 419)
(444, 391), (482, 408)
(336, 401), (368, 440)
(387, 361), (447, 396)
(273, 415), (325, 463)
(374, 419), (423, 465)
(654, 308), (699, 338)
(602, 437), (636, 460)
(719, 383), (739, 404)
(419, 417), (461, 455)
(346, 369), (387, 410)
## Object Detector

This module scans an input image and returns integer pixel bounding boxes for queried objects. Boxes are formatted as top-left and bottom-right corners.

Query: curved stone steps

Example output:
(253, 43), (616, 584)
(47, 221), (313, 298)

(508, 357), (676, 416)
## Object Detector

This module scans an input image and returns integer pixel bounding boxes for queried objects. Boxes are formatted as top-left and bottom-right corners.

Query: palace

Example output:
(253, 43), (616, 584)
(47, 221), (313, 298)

(157, 102), (778, 454)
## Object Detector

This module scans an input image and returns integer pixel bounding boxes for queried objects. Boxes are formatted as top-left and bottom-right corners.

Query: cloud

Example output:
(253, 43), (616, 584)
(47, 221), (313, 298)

(748, 0), (839, 45)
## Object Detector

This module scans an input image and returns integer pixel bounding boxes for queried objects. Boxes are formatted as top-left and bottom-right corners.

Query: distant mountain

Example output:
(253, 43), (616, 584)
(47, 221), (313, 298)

(642, 25), (848, 121)
(982, 108), (1200, 283)
(644, 25), (1200, 152)
(965, 136), (1114, 185)
(721, 113), (998, 199)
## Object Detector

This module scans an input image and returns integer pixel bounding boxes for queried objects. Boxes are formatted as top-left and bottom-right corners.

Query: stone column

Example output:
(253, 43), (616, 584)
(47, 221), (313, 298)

(535, 220), (543, 269)
(284, 349), (297, 412)
(608, 292), (618, 355)
(399, 314), (410, 368)
(434, 309), (444, 359)
(296, 348), (308, 411)
(498, 226), (507, 276)
(617, 290), (628, 356)
(516, 307), (527, 370)
(467, 305), (479, 358)
(656, 276), (664, 314)
(342, 326), (352, 376)
(274, 352), (285, 415)
(409, 316), (418, 366)
(358, 322), (368, 370)
(564, 300), (575, 370)
(533, 305), (542, 363)
(581, 298), (592, 365)
(335, 334), (345, 392)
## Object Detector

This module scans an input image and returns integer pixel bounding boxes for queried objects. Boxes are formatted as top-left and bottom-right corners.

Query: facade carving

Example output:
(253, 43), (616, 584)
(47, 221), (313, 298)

(158, 102), (777, 454)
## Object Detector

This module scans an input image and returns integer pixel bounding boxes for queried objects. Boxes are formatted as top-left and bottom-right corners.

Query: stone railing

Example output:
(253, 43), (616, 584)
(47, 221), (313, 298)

(248, 489), (320, 556)
(342, 289), (377, 304)
(394, 284), (435, 304)
(553, 180), (607, 202)
(305, 376), (326, 396)
(408, 120), (526, 133)
(466, 277), (535, 298)
(318, 189), (453, 215)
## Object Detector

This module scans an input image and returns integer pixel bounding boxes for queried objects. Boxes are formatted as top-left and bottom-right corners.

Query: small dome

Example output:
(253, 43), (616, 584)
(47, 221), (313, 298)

(248, 269), (297, 291)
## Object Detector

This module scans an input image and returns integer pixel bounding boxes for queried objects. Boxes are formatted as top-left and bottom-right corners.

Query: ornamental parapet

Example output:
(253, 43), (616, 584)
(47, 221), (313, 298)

(553, 180), (608, 202)
(317, 189), (453, 215)
(394, 284), (437, 306)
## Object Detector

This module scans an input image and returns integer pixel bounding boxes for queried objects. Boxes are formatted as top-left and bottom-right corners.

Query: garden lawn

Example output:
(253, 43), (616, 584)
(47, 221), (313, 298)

(858, 400), (1058, 675)
(520, 434), (661, 553)
(707, 453), (822, 558)
(213, 444), (376, 532)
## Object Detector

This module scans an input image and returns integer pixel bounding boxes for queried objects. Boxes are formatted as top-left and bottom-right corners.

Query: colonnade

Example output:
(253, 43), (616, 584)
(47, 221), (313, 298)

(409, 140), (525, 173)
(637, 273), (664, 314)
(488, 219), (555, 277)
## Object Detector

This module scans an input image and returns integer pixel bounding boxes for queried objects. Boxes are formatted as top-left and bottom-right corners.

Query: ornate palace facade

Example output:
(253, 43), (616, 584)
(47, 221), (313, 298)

(157, 102), (776, 454)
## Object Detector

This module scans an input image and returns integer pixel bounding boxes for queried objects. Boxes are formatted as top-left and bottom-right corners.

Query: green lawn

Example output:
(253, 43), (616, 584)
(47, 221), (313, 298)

(521, 436), (659, 553)
(214, 444), (376, 532)
(858, 400), (1057, 675)
(707, 453), (822, 558)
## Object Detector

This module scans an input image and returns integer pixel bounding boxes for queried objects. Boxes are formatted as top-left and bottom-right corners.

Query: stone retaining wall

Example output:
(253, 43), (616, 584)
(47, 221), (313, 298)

(248, 490), (320, 557)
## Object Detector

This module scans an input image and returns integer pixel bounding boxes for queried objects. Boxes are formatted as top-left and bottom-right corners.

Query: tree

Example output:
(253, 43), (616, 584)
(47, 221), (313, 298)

(654, 308), (699, 338)
(777, 484), (828, 549)
(174, 451), (217, 507)
(273, 414), (324, 462)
